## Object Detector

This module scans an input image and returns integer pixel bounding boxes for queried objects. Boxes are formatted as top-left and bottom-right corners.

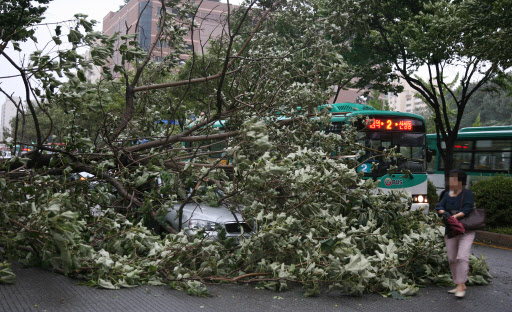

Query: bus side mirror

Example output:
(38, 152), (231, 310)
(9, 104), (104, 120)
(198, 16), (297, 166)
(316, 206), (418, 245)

(426, 149), (433, 162)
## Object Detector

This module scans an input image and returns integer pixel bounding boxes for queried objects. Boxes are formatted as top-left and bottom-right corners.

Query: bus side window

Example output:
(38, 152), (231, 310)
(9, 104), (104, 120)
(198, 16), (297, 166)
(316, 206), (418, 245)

(473, 139), (512, 171)
(474, 152), (511, 171)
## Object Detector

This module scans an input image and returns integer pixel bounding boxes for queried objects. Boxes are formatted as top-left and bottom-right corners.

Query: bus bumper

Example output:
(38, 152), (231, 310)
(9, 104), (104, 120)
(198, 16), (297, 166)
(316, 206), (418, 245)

(411, 203), (429, 214)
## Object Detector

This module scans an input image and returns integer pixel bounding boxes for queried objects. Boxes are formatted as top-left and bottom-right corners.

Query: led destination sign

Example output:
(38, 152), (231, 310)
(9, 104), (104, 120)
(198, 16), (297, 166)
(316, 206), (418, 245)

(369, 119), (412, 130)
(364, 117), (424, 132)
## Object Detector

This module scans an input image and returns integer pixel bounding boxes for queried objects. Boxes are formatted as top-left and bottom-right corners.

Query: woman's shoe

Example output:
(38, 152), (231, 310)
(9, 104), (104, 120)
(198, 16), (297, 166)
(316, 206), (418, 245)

(447, 288), (457, 294)
(455, 290), (466, 298)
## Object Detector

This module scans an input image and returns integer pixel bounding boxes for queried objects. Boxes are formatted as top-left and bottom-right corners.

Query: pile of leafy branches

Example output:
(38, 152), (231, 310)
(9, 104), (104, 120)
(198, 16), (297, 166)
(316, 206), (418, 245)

(0, 0), (497, 297)
(0, 116), (492, 296)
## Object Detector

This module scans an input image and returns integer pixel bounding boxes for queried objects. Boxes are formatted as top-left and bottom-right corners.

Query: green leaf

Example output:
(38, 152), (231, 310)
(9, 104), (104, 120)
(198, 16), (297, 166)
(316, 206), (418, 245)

(0, 262), (16, 284)
(52, 36), (62, 45)
(77, 69), (86, 82)
(97, 278), (119, 289)
(391, 291), (407, 300)
(320, 237), (336, 251)
(12, 42), (21, 51)
(135, 172), (149, 187)
(67, 29), (81, 45)
(344, 254), (370, 273)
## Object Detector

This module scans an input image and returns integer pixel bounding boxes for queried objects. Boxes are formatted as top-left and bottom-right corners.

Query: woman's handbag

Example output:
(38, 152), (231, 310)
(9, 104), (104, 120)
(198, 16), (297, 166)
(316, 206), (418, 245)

(459, 207), (486, 230)
(453, 190), (486, 231)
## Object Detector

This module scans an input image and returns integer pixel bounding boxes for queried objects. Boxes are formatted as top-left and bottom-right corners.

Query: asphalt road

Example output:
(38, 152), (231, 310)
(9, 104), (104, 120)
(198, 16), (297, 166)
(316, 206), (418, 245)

(0, 243), (511, 312)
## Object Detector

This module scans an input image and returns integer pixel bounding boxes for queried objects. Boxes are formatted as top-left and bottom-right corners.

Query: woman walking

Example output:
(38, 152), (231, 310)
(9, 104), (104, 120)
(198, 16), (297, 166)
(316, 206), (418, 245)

(435, 169), (475, 298)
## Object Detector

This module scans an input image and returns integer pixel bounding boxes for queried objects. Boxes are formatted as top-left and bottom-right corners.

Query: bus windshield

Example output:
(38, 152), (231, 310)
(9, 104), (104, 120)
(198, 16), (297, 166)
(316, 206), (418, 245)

(358, 131), (426, 174)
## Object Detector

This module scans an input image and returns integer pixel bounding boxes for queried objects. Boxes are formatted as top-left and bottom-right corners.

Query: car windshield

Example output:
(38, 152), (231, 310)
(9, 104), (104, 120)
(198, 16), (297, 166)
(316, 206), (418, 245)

(358, 131), (426, 174)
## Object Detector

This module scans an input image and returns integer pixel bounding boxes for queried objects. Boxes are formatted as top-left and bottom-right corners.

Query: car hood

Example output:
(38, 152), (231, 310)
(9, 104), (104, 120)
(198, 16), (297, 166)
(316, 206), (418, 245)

(167, 203), (244, 224)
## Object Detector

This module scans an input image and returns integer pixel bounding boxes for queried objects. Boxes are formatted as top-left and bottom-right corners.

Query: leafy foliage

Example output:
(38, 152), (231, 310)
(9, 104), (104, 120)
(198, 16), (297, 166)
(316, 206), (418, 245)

(0, 118), (493, 296)
(427, 180), (439, 212)
(460, 80), (512, 127)
(470, 175), (512, 228)
(0, 0), (51, 52)
(414, 78), (512, 131)
(0, 261), (16, 284)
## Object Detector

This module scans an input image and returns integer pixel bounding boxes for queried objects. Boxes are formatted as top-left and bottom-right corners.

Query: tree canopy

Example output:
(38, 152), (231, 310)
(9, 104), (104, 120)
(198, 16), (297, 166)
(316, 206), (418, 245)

(327, 0), (512, 176)
(461, 81), (512, 127)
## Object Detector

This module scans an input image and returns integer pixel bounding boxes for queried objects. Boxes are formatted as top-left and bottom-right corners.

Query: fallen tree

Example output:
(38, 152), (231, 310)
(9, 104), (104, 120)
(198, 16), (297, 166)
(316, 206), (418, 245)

(0, 117), (492, 295)
(0, 0), (492, 296)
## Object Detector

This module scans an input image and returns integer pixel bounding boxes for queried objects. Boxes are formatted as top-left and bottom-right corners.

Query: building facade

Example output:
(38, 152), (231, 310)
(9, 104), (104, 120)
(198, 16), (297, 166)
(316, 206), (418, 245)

(83, 47), (103, 83)
(1, 96), (21, 142)
(329, 87), (368, 104)
(102, 0), (232, 69)
(329, 86), (388, 108)
(386, 80), (428, 113)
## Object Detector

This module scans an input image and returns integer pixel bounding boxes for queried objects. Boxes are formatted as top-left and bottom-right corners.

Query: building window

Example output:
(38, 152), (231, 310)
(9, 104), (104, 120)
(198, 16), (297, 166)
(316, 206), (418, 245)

(157, 40), (167, 48)
(138, 2), (153, 51)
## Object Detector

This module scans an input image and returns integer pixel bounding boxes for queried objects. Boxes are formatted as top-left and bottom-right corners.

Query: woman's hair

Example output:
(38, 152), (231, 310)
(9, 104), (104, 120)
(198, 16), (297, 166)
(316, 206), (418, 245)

(449, 169), (467, 186)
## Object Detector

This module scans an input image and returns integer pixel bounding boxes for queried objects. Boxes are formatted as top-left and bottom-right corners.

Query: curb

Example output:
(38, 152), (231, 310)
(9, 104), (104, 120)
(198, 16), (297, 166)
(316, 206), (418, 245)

(475, 230), (512, 248)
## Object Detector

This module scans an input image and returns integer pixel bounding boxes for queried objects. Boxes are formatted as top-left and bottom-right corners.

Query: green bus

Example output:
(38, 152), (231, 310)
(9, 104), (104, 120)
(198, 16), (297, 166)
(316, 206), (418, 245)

(426, 126), (512, 193)
(321, 103), (429, 213)
(187, 103), (431, 212)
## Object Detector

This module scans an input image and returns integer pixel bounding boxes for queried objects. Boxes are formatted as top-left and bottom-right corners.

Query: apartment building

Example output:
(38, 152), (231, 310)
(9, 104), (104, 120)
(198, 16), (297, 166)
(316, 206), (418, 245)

(386, 80), (428, 113)
(0, 96), (21, 142)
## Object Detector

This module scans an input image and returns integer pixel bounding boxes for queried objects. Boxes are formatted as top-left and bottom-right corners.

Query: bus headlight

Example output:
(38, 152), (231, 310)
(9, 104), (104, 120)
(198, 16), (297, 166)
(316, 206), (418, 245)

(413, 195), (427, 203)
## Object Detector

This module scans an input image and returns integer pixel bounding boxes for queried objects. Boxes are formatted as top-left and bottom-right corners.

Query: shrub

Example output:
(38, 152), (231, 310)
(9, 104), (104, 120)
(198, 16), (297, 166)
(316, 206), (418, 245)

(427, 180), (439, 211)
(470, 175), (512, 228)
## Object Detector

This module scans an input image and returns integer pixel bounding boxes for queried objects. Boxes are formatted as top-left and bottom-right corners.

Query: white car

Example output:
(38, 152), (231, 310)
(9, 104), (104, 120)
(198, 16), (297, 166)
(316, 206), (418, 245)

(165, 203), (253, 239)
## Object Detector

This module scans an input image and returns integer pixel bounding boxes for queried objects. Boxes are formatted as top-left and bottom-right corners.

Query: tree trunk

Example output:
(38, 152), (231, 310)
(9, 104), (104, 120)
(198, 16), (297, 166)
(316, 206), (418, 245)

(442, 137), (456, 191)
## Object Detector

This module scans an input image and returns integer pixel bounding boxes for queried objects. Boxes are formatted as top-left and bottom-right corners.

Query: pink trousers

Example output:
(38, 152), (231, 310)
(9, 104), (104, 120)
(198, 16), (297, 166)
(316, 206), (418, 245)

(445, 231), (475, 284)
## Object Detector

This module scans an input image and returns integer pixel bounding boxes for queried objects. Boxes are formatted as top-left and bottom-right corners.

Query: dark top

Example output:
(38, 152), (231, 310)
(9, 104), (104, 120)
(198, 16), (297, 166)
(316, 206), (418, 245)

(435, 189), (474, 217)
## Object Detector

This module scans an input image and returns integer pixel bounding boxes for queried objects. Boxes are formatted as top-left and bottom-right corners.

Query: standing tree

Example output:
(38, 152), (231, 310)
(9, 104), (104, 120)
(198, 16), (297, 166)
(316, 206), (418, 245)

(328, 0), (512, 180)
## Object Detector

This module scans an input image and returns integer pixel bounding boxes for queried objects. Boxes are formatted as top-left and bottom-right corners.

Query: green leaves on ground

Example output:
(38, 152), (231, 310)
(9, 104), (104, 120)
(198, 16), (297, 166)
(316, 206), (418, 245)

(0, 262), (16, 284)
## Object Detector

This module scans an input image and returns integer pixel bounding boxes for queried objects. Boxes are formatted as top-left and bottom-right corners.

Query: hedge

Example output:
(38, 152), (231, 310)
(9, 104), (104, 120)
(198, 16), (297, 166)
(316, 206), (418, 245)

(470, 175), (512, 228)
